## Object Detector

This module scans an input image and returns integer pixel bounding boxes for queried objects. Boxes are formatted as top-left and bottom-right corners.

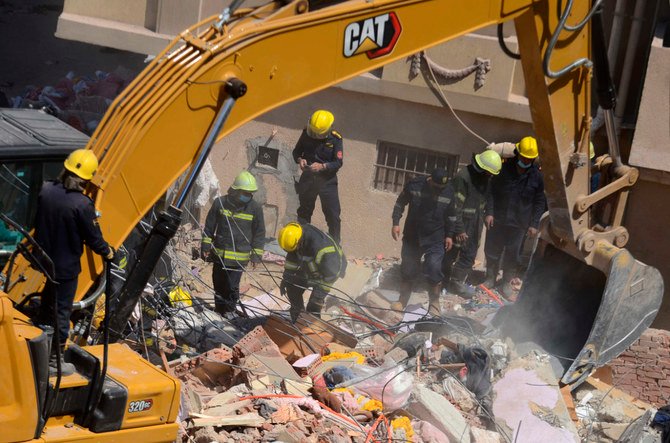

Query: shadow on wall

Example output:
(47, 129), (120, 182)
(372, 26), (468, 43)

(244, 134), (300, 238)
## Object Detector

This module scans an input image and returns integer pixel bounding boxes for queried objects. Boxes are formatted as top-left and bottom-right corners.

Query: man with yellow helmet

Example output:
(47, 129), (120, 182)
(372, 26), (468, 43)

(33, 148), (115, 376)
(201, 171), (265, 315)
(277, 222), (346, 321)
(443, 150), (501, 298)
(292, 110), (344, 243)
(483, 136), (546, 297)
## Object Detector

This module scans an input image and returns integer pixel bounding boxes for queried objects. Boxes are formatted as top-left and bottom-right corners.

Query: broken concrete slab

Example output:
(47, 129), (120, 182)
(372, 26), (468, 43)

(203, 399), (253, 417)
(493, 363), (579, 442)
(408, 384), (471, 442)
(191, 412), (266, 427)
(470, 427), (503, 443)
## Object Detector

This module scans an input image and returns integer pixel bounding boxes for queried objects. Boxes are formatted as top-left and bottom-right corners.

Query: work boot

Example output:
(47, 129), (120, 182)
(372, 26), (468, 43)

(481, 265), (499, 289)
(306, 293), (326, 319)
(428, 283), (442, 317)
(448, 268), (477, 299)
(391, 280), (413, 312)
(48, 345), (76, 377)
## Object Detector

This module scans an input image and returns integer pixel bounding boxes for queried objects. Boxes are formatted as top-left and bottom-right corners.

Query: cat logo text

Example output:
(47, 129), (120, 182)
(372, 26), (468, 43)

(343, 12), (402, 60)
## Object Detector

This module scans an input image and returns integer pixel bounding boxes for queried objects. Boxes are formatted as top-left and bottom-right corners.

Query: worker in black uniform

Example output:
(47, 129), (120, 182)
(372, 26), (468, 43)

(201, 171), (265, 316)
(391, 168), (454, 316)
(293, 110), (343, 243)
(443, 150), (502, 297)
(484, 136), (546, 297)
(33, 149), (115, 376)
(278, 222), (346, 321)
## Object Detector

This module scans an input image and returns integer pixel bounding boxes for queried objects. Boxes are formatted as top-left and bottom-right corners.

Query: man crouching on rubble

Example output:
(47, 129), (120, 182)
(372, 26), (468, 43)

(278, 222), (346, 321)
(201, 171), (265, 316)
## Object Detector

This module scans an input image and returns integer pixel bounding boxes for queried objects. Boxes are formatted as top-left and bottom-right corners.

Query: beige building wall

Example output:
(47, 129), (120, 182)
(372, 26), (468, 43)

(626, 32), (670, 330)
(208, 86), (531, 258)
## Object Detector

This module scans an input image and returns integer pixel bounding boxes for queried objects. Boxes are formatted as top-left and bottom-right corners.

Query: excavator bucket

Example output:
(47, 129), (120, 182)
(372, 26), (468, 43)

(499, 241), (663, 388)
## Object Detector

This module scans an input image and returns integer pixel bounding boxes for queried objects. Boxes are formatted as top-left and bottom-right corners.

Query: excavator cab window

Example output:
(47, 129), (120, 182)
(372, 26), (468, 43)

(0, 159), (64, 267)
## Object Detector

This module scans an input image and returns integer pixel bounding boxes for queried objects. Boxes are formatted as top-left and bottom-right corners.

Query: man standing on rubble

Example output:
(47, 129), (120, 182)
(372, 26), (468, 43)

(391, 168), (454, 316)
(34, 149), (115, 376)
(483, 136), (545, 297)
(278, 222), (346, 321)
(443, 150), (502, 298)
(293, 110), (344, 243)
(201, 171), (265, 316)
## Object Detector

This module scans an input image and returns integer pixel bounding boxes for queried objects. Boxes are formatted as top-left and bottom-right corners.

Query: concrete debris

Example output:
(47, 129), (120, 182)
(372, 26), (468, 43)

(409, 384), (471, 442)
(127, 239), (660, 443)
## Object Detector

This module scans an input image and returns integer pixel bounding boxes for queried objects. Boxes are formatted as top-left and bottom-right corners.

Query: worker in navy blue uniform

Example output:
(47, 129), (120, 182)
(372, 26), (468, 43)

(278, 222), (346, 321)
(484, 136), (546, 297)
(391, 169), (454, 316)
(201, 171), (265, 315)
(443, 150), (502, 298)
(33, 149), (114, 376)
(293, 110), (343, 243)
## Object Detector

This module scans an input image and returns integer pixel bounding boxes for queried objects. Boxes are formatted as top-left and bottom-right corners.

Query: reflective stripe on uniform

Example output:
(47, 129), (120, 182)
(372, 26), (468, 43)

(220, 208), (254, 221)
(410, 190), (422, 197)
(456, 192), (466, 202)
(437, 196), (452, 205)
(463, 208), (477, 215)
(315, 246), (336, 264)
(202, 237), (213, 244)
(285, 260), (300, 270)
(213, 248), (250, 261)
(253, 248), (264, 256)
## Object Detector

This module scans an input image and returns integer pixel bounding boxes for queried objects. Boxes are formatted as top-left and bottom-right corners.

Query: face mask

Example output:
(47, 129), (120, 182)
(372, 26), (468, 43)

(517, 159), (532, 169)
(238, 193), (252, 203)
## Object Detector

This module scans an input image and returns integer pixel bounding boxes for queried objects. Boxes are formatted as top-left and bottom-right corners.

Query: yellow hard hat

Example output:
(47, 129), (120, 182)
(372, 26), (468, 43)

(64, 148), (98, 180)
(231, 170), (258, 192)
(278, 222), (303, 252)
(516, 136), (539, 159)
(307, 110), (334, 139)
(589, 141), (595, 160)
(475, 150), (502, 175)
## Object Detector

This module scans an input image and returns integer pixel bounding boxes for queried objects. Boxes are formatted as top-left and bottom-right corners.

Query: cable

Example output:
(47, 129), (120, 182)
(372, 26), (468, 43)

(543, 0), (593, 78)
(497, 23), (520, 60)
(423, 51), (490, 146)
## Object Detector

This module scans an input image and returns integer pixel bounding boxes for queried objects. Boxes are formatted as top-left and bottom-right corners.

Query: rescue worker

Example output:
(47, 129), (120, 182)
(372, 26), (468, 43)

(293, 110), (343, 243)
(201, 171), (265, 315)
(483, 136), (546, 296)
(278, 222), (346, 321)
(444, 150), (502, 297)
(33, 149), (115, 376)
(391, 168), (454, 316)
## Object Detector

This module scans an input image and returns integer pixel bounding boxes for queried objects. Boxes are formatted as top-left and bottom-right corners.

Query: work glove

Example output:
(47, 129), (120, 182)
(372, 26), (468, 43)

(105, 246), (116, 262)
(200, 246), (211, 261)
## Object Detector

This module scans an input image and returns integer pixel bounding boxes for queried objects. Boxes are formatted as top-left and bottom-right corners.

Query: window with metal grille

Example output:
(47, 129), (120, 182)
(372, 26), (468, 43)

(373, 141), (460, 193)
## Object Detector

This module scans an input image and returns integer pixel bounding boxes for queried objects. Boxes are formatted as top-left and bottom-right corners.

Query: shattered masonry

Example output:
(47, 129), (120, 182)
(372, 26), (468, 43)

(125, 225), (666, 443)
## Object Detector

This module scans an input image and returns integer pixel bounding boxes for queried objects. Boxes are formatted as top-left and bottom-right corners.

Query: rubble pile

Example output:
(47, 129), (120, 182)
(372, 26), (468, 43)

(123, 230), (665, 442)
(7, 67), (135, 134)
